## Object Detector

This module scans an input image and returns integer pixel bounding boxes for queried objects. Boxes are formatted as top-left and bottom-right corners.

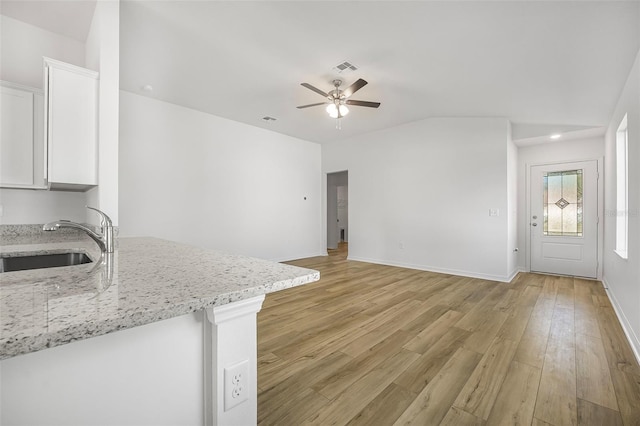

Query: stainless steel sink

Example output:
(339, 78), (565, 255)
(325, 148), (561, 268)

(0, 252), (93, 273)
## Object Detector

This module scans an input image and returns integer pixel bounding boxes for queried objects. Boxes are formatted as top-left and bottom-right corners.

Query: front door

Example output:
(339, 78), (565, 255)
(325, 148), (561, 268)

(530, 160), (598, 278)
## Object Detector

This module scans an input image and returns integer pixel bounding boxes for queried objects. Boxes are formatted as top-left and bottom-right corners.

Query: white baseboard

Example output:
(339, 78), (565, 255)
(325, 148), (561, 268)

(274, 251), (327, 263)
(507, 267), (527, 283)
(601, 276), (640, 366)
(346, 256), (513, 283)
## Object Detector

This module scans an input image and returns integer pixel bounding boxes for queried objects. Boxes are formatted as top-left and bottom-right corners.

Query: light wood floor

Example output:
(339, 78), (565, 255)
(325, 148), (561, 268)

(257, 244), (640, 425)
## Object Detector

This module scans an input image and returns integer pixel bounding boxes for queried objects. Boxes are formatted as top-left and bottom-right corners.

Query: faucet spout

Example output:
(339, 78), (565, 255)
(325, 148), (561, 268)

(43, 207), (114, 254)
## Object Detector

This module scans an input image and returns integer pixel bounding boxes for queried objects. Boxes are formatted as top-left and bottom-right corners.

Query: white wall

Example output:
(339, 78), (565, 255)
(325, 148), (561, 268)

(0, 15), (87, 224)
(507, 123), (519, 279)
(516, 137), (605, 273)
(84, 0), (120, 226)
(323, 117), (512, 281)
(603, 50), (640, 359)
(0, 15), (85, 89)
(119, 91), (323, 262)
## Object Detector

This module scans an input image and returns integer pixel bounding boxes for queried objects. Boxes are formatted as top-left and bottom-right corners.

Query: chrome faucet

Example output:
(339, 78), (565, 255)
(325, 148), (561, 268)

(43, 207), (114, 253)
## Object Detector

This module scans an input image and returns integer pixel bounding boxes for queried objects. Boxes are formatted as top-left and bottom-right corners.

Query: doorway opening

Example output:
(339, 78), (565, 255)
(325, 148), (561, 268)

(327, 171), (348, 258)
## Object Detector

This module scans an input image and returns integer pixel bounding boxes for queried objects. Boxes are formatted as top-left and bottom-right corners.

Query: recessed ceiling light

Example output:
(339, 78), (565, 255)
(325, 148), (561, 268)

(262, 116), (277, 122)
(550, 133), (562, 140)
(141, 84), (153, 92)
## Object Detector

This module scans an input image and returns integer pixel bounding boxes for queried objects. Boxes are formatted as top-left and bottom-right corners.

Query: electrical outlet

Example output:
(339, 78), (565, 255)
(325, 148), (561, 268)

(224, 360), (249, 411)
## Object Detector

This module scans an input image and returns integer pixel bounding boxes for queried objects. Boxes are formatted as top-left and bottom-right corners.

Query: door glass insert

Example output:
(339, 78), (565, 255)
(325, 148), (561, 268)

(543, 169), (583, 236)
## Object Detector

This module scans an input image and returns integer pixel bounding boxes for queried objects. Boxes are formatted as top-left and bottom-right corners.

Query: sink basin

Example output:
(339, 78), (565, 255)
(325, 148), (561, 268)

(0, 252), (93, 273)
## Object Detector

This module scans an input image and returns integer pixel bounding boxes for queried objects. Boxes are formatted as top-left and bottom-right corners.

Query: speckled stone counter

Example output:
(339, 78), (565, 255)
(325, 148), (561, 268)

(0, 232), (319, 360)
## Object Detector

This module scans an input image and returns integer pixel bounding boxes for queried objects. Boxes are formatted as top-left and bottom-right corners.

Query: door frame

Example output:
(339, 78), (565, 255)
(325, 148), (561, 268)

(525, 157), (604, 280)
(325, 170), (348, 252)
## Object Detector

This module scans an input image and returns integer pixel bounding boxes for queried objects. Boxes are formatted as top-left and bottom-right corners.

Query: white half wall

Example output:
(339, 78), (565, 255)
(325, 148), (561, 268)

(1, 312), (204, 426)
(119, 91), (323, 262)
(516, 137), (605, 273)
(322, 117), (511, 281)
(603, 49), (640, 360)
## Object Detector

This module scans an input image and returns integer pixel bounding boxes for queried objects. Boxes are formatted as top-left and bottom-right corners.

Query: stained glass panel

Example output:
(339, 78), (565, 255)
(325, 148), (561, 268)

(543, 169), (583, 236)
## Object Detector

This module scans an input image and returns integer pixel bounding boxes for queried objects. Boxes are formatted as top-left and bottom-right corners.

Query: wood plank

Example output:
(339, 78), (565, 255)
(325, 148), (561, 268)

(400, 304), (451, 334)
(515, 284), (543, 308)
(493, 306), (534, 344)
(597, 305), (640, 376)
(453, 337), (519, 420)
(259, 387), (329, 425)
(577, 398), (623, 426)
(345, 383), (416, 426)
(394, 327), (471, 394)
(513, 296), (556, 368)
(484, 360), (541, 425)
(609, 368), (640, 426)
(534, 306), (578, 426)
(403, 309), (464, 354)
(302, 349), (419, 425)
(462, 310), (509, 354)
(493, 288), (520, 313)
(440, 406), (485, 426)
(574, 279), (601, 338)
(312, 330), (413, 400)
(393, 347), (482, 425)
(259, 350), (353, 392)
(341, 300), (426, 358)
(575, 333), (618, 410)
(531, 418), (554, 426)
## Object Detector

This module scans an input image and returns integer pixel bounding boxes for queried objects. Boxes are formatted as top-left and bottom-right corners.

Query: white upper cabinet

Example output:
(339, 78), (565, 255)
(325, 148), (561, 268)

(44, 57), (99, 191)
(0, 81), (46, 189)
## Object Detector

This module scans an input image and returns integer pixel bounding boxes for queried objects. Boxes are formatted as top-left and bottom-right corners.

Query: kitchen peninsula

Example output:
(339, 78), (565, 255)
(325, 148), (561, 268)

(0, 228), (319, 425)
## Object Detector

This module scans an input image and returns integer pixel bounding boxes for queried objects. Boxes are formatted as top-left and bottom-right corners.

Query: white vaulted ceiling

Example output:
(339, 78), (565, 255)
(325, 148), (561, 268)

(118, 1), (639, 144)
(4, 1), (639, 144)
(0, 0), (96, 42)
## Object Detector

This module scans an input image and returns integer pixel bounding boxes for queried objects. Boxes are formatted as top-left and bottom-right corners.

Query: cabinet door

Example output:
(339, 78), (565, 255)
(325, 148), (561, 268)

(0, 85), (34, 186)
(47, 63), (98, 187)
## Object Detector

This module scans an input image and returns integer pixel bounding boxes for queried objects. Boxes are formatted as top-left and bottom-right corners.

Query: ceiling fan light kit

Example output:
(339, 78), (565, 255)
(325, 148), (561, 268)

(297, 78), (380, 129)
(326, 103), (349, 119)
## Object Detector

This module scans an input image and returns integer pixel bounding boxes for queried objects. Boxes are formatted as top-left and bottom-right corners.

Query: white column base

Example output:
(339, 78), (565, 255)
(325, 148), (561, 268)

(203, 295), (265, 426)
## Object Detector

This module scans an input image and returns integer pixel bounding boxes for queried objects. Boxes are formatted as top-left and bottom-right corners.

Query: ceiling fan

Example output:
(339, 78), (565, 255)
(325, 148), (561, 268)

(297, 78), (381, 120)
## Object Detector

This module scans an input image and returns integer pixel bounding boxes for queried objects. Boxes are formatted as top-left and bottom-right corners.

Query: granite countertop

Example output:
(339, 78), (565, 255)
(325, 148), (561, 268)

(0, 230), (320, 360)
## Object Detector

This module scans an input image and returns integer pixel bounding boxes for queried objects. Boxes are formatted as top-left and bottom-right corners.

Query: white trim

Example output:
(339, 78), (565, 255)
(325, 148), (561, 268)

(601, 276), (640, 366)
(507, 267), (527, 283)
(271, 251), (327, 263)
(347, 256), (514, 283)
(205, 295), (265, 325)
(43, 57), (99, 80)
(0, 80), (43, 95)
(614, 249), (628, 260)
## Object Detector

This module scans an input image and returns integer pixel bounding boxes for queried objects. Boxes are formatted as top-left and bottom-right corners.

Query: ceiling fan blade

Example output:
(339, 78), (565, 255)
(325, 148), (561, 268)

(342, 79), (368, 98)
(296, 102), (327, 109)
(345, 99), (381, 108)
(301, 83), (329, 98)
